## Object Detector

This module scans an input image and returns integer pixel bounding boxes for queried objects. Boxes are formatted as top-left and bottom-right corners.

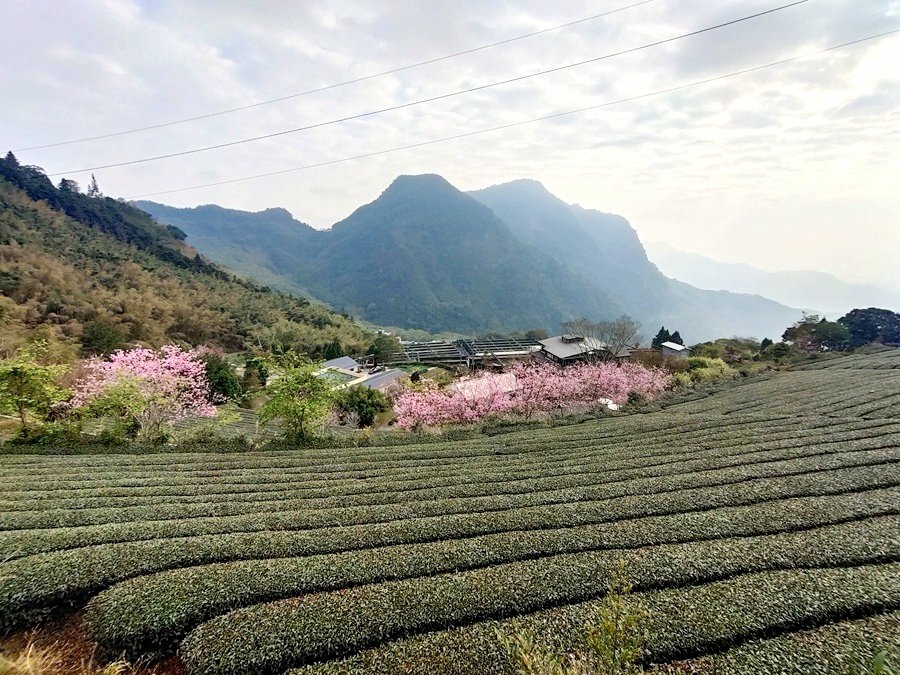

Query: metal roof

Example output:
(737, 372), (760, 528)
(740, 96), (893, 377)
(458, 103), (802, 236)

(360, 369), (407, 389)
(538, 335), (608, 360)
(660, 341), (690, 351)
(322, 356), (361, 370)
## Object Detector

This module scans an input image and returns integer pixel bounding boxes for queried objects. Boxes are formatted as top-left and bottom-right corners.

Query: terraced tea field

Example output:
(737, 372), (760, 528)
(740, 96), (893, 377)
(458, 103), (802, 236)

(1, 350), (898, 674)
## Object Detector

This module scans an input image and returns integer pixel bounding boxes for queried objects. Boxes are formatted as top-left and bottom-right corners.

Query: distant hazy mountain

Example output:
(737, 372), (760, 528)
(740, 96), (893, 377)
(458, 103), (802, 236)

(644, 241), (900, 318)
(138, 174), (801, 342)
(469, 180), (799, 342)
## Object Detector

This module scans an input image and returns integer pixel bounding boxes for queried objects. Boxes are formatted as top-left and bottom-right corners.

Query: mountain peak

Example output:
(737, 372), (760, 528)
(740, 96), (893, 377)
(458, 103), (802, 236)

(384, 173), (456, 194)
(472, 178), (553, 199)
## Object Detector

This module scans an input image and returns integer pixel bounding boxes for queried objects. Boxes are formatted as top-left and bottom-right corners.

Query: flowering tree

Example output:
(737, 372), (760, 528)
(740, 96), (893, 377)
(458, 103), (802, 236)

(71, 346), (216, 441)
(392, 362), (671, 430)
(392, 374), (516, 430)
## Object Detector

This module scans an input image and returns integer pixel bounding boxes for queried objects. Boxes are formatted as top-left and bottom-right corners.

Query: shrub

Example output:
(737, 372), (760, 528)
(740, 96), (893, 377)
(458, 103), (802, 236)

(6, 457), (893, 634)
(672, 372), (692, 389)
(860, 649), (898, 675)
(497, 561), (647, 675)
(179, 531), (900, 675)
(81, 494), (899, 661)
(334, 386), (390, 427)
(685, 357), (736, 383)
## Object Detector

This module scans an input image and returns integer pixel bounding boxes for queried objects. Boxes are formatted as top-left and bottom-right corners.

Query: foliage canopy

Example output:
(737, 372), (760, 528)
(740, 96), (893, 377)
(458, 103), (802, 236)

(258, 357), (334, 440)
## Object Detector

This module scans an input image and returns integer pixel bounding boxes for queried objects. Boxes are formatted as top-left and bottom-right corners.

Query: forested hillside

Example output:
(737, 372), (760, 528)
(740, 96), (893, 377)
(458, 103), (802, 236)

(0, 153), (370, 357)
(131, 202), (323, 294)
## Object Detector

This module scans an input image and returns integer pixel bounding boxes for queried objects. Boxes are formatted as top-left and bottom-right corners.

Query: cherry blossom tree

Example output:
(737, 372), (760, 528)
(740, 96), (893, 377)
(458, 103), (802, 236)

(70, 345), (216, 441)
(392, 361), (670, 430)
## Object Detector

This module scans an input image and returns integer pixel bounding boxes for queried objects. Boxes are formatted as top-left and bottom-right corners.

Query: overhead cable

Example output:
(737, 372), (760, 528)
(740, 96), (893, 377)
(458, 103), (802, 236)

(15, 0), (657, 151)
(125, 30), (899, 200)
(49, 0), (808, 176)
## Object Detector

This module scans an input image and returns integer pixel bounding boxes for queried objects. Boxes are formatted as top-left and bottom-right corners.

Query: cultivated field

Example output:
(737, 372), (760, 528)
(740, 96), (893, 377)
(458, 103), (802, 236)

(1, 350), (899, 674)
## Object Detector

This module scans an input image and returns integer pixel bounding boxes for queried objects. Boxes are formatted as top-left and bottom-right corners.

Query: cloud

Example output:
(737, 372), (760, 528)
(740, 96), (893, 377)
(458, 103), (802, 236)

(2, 0), (898, 286)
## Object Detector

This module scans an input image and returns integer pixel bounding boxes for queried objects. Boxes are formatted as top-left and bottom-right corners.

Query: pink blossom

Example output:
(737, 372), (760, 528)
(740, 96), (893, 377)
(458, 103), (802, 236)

(393, 361), (671, 429)
(71, 345), (216, 438)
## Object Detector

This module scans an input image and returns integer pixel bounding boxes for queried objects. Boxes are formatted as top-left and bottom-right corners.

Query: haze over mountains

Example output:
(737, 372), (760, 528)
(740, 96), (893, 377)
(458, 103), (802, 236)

(644, 241), (900, 319)
(137, 174), (804, 342)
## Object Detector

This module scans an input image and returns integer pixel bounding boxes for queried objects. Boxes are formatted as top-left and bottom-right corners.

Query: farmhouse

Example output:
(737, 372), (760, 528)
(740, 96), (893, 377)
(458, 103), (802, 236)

(319, 356), (407, 390)
(538, 334), (632, 365)
(660, 341), (692, 358)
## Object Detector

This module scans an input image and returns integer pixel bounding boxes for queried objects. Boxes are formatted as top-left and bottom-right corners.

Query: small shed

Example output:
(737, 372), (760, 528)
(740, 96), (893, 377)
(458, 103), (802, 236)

(660, 341), (691, 358)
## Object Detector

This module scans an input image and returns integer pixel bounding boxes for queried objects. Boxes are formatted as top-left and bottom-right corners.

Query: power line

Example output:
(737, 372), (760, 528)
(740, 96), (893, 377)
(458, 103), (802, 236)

(49, 0), (808, 176)
(15, 0), (657, 152)
(126, 30), (899, 200)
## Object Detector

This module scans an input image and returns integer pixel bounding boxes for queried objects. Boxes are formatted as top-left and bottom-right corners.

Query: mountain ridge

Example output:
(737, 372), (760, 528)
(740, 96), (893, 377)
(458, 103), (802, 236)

(137, 173), (804, 341)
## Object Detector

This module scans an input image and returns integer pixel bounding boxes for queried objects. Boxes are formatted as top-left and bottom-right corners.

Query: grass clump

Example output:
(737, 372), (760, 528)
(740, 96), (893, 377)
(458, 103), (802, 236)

(0, 642), (146, 675)
(497, 561), (649, 674)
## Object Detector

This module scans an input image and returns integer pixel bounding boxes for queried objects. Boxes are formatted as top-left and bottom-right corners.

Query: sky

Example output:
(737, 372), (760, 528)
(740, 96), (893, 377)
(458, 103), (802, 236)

(3, 0), (899, 287)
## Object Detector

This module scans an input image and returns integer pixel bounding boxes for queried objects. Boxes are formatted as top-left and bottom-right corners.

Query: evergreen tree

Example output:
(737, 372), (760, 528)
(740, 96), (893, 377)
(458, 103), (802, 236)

(81, 319), (127, 355)
(669, 331), (684, 346)
(202, 353), (242, 402)
(651, 327), (671, 349)
(367, 334), (401, 364)
(58, 178), (80, 193)
(838, 308), (900, 348)
(4, 151), (20, 168)
(323, 339), (343, 360)
(87, 174), (102, 198)
(335, 386), (390, 427)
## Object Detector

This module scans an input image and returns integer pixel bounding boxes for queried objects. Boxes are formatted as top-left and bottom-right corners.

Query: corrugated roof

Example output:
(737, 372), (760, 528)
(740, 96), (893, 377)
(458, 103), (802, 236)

(360, 369), (407, 390)
(660, 341), (690, 351)
(539, 335), (607, 360)
(322, 356), (360, 370)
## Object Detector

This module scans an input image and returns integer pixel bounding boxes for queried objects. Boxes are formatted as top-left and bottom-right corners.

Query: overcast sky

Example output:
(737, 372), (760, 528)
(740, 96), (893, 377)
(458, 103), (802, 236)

(3, 0), (899, 287)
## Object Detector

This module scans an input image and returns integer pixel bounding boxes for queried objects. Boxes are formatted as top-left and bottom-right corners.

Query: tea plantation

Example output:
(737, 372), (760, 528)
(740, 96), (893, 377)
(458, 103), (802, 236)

(1, 350), (898, 674)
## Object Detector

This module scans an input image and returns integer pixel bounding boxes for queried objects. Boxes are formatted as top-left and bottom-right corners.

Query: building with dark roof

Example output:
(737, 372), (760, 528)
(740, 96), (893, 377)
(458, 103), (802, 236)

(538, 334), (632, 365)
